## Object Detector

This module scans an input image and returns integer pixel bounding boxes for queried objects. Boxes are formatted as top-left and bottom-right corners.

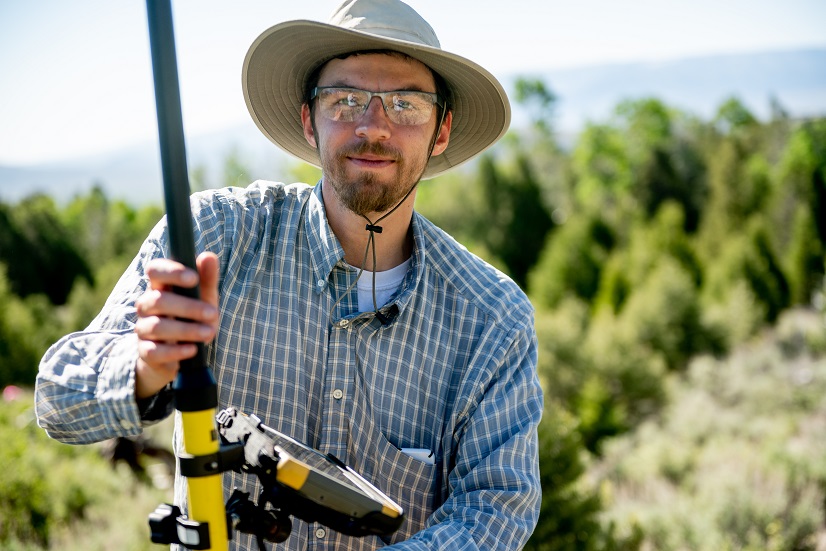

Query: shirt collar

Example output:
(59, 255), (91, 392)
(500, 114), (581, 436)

(304, 180), (428, 321)
(388, 212), (427, 317)
(306, 181), (345, 294)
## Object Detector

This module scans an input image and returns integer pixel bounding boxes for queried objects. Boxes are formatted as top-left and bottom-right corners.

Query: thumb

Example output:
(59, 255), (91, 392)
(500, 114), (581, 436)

(196, 251), (220, 309)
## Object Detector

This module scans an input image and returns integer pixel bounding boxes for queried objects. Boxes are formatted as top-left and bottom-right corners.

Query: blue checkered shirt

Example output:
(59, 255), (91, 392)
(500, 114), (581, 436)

(36, 181), (542, 550)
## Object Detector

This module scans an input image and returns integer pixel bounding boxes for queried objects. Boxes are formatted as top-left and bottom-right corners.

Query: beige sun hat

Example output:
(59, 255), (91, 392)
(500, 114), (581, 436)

(242, 0), (511, 179)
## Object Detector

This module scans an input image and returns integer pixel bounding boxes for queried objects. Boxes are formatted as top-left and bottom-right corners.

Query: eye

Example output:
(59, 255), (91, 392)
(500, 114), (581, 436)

(326, 90), (364, 108)
(391, 95), (414, 111)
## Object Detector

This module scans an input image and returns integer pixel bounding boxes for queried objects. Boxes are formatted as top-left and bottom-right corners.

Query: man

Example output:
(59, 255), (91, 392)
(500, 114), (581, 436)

(35, 0), (543, 549)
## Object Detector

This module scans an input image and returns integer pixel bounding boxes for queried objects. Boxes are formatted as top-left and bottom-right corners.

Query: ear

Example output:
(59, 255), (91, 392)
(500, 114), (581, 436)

(301, 104), (317, 148)
(430, 111), (452, 157)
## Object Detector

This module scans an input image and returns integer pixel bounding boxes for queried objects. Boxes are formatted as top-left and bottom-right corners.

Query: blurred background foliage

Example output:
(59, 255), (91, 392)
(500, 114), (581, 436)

(1, 79), (825, 549)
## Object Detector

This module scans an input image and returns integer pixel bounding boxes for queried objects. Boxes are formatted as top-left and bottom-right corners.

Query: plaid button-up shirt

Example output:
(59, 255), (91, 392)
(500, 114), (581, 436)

(36, 181), (542, 550)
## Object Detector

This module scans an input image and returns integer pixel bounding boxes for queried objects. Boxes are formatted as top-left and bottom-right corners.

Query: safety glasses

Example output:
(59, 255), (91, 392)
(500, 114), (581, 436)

(310, 86), (443, 126)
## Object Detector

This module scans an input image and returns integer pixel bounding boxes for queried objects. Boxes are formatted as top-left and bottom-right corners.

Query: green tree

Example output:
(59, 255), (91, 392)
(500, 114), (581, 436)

(528, 212), (614, 309)
(594, 202), (702, 316)
(0, 188), (163, 385)
(0, 195), (92, 305)
(703, 218), (790, 327)
(570, 99), (707, 234)
(477, 154), (554, 287)
(413, 166), (502, 271)
(571, 122), (633, 220)
(286, 160), (323, 185)
(514, 77), (557, 139)
(0, 267), (45, 387)
(617, 99), (707, 232)
(617, 257), (716, 371)
(772, 120), (826, 295)
(62, 186), (163, 264)
(713, 96), (758, 135)
(696, 98), (769, 259)
(527, 403), (602, 551)
(750, 223), (791, 322)
(785, 205), (824, 305)
(525, 401), (641, 550)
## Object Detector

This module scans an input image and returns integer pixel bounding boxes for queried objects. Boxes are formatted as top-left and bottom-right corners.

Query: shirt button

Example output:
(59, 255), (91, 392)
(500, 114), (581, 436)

(315, 528), (326, 539)
(332, 389), (344, 400)
(316, 279), (325, 288)
(119, 419), (133, 430)
(338, 319), (349, 328)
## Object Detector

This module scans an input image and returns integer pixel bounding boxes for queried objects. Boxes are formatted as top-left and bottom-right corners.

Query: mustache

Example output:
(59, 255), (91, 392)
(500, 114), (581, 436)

(338, 140), (402, 162)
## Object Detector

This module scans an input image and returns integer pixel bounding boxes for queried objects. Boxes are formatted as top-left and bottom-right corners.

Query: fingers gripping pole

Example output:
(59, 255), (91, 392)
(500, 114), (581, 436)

(145, 1), (228, 549)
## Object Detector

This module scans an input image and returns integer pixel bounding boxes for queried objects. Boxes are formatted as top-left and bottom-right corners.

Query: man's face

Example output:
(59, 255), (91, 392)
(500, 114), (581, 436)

(301, 53), (451, 217)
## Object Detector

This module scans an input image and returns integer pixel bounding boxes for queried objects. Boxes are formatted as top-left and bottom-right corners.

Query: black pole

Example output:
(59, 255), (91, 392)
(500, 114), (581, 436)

(145, 0), (215, 404)
(145, 1), (227, 548)
(147, 0), (196, 274)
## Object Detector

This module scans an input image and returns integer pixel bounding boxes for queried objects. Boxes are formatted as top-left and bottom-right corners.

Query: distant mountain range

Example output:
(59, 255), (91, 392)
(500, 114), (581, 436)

(525, 47), (826, 133)
(2, 48), (824, 206)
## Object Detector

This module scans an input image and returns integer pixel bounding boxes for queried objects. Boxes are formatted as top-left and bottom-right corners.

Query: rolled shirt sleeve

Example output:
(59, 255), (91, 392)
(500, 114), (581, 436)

(35, 226), (167, 443)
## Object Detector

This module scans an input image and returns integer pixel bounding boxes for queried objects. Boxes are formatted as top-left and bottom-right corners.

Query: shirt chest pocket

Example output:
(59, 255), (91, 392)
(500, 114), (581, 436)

(348, 413), (441, 545)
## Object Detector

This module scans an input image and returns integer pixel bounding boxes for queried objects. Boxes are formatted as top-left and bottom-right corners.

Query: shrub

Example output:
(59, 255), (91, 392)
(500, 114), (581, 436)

(595, 310), (826, 551)
(580, 312), (669, 453)
(0, 393), (173, 550)
(0, 197), (93, 305)
(0, 269), (50, 388)
(0, 397), (100, 546)
(593, 202), (702, 316)
(534, 297), (591, 407)
(526, 401), (642, 551)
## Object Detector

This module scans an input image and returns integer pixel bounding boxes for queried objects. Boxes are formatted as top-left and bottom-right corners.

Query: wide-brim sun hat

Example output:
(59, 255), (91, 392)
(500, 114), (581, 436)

(242, 0), (511, 180)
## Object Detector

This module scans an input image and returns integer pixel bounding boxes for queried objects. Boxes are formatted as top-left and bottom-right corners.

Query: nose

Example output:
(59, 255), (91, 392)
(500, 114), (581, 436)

(355, 96), (391, 141)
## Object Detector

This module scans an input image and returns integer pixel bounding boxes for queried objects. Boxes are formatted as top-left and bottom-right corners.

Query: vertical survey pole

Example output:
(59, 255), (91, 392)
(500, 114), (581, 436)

(145, 1), (227, 548)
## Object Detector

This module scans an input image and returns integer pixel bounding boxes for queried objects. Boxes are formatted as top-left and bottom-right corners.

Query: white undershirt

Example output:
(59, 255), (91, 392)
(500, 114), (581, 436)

(353, 258), (412, 312)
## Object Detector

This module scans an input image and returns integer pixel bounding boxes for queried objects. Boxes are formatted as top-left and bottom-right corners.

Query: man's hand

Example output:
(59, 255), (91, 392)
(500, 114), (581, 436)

(134, 252), (220, 399)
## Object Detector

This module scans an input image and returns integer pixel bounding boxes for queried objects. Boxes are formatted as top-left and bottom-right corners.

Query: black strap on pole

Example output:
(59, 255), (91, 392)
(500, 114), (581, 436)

(145, 1), (227, 549)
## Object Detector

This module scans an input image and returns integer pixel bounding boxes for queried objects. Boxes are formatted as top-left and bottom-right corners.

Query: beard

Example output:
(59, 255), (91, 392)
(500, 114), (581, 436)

(320, 139), (429, 216)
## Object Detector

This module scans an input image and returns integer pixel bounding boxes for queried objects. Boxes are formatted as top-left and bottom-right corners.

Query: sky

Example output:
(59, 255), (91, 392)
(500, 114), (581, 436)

(1, 0), (825, 166)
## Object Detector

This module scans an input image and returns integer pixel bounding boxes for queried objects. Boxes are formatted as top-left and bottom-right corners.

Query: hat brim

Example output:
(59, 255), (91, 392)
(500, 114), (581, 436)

(242, 20), (511, 179)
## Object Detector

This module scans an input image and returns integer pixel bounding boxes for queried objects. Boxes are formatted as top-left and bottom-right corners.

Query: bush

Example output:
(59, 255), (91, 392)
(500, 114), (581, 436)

(595, 309), (826, 551)
(580, 312), (669, 453)
(0, 396), (101, 546)
(0, 269), (53, 388)
(0, 392), (173, 550)
(534, 298), (591, 407)
(571, 255), (727, 452)
(0, 188), (164, 389)
(526, 401), (642, 551)
(702, 217), (791, 330)
(593, 202), (702, 316)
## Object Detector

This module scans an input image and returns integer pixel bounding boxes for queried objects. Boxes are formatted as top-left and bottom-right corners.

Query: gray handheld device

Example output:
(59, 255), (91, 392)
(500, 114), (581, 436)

(216, 408), (405, 538)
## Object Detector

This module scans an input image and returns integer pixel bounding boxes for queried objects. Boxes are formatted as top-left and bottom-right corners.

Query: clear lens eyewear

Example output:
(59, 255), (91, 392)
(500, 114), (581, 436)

(310, 87), (443, 126)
